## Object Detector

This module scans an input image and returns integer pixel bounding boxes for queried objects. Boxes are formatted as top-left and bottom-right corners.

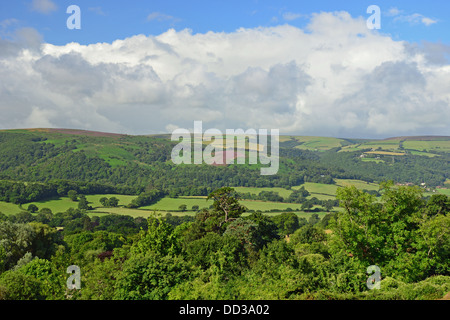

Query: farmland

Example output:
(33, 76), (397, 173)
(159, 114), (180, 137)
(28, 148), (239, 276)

(2, 177), (448, 219)
(0, 128), (449, 302)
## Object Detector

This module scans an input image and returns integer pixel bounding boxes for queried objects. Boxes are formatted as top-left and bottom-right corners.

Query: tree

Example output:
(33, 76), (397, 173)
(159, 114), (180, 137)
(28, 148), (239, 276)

(114, 253), (191, 300)
(29, 222), (61, 259)
(271, 212), (300, 237)
(68, 190), (78, 201)
(330, 184), (426, 280)
(131, 216), (180, 257)
(308, 213), (320, 226)
(0, 221), (35, 272)
(206, 187), (246, 233)
(290, 224), (326, 245)
(0, 269), (44, 300)
(178, 204), (187, 212)
(425, 194), (450, 216)
(301, 201), (314, 212)
(99, 197), (108, 207)
(107, 197), (119, 207)
(36, 208), (52, 224)
(78, 195), (90, 210)
(245, 211), (279, 246)
(191, 205), (199, 211)
(413, 214), (450, 279)
(27, 204), (39, 213)
(323, 200), (334, 212)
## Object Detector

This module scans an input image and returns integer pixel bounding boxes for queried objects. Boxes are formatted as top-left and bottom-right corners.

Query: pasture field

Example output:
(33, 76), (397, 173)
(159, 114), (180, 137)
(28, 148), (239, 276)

(437, 188), (450, 196)
(25, 197), (78, 213)
(402, 140), (450, 152)
(237, 179), (380, 200)
(364, 151), (406, 156)
(9, 180), (447, 220)
(339, 140), (401, 152)
(0, 201), (24, 215)
(292, 136), (346, 151)
(234, 186), (293, 198)
(335, 179), (379, 191)
(85, 194), (137, 207)
(23, 194), (137, 214)
(293, 182), (339, 196)
(240, 200), (306, 211)
(88, 207), (178, 218)
(362, 158), (385, 163)
(339, 146), (361, 152)
(408, 150), (440, 157)
(142, 197), (213, 211)
(142, 195), (325, 212)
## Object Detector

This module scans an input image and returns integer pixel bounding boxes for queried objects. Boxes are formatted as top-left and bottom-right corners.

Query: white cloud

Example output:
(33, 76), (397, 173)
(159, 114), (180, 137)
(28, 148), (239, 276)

(0, 11), (449, 138)
(386, 7), (402, 16)
(30, 0), (57, 14)
(394, 13), (438, 26)
(421, 17), (438, 26)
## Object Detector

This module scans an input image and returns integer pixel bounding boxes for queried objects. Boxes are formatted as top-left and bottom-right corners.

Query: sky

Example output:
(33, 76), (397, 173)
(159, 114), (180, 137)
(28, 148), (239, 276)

(0, 0), (449, 138)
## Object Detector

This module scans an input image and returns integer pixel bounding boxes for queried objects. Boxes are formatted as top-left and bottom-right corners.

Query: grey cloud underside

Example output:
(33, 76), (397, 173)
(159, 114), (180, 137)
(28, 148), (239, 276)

(0, 12), (449, 137)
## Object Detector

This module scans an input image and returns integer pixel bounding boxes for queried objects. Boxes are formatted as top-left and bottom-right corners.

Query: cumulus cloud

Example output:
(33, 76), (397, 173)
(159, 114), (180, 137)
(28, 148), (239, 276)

(0, 11), (449, 138)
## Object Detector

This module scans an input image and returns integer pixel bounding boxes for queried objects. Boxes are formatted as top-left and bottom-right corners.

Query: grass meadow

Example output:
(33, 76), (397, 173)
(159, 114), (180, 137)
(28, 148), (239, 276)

(2, 178), (448, 220)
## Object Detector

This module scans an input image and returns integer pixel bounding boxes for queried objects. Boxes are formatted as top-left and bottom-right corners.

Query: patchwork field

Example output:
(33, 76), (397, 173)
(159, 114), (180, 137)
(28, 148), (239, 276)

(338, 136), (450, 157)
(364, 151), (406, 156)
(402, 140), (450, 152)
(2, 178), (448, 220)
(234, 186), (294, 199)
(293, 136), (347, 151)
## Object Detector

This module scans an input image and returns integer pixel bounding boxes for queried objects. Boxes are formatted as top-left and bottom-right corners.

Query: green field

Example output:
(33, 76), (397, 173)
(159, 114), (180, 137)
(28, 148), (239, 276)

(403, 140), (450, 152)
(0, 201), (23, 215)
(408, 150), (440, 157)
(292, 182), (338, 197)
(338, 137), (450, 157)
(7, 180), (446, 220)
(25, 197), (78, 213)
(88, 207), (178, 219)
(23, 194), (137, 214)
(292, 136), (346, 151)
(437, 188), (450, 196)
(335, 179), (379, 191)
(362, 158), (385, 163)
(234, 186), (293, 198)
(239, 179), (381, 200)
(85, 194), (137, 207)
(142, 197), (213, 211)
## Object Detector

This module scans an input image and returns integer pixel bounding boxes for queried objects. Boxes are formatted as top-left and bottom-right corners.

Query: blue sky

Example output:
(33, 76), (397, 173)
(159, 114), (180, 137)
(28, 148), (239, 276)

(1, 0), (448, 45)
(0, 1), (449, 138)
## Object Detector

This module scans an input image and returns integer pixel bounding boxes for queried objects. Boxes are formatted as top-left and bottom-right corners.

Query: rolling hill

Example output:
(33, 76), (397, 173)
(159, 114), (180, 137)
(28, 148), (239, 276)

(0, 128), (448, 195)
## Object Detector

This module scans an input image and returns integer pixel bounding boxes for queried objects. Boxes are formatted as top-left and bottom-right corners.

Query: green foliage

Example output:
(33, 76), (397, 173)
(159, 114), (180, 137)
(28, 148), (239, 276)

(131, 216), (180, 257)
(114, 253), (191, 300)
(270, 212), (302, 236)
(67, 190), (78, 201)
(0, 182), (449, 300)
(0, 269), (44, 300)
(77, 195), (90, 210)
(0, 221), (35, 272)
(20, 258), (65, 299)
(206, 187), (247, 232)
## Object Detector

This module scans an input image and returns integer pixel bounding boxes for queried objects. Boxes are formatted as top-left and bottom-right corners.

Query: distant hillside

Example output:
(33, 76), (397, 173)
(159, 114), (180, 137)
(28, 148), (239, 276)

(0, 128), (448, 193)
